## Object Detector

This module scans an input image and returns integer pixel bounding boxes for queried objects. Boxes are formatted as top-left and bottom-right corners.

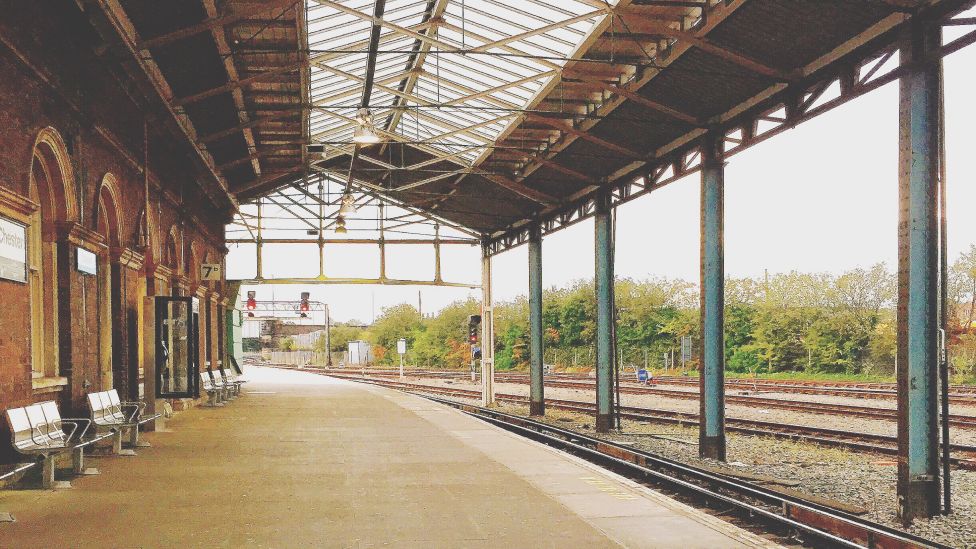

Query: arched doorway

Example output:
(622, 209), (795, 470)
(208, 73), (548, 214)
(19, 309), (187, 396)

(96, 174), (124, 391)
(27, 127), (77, 385)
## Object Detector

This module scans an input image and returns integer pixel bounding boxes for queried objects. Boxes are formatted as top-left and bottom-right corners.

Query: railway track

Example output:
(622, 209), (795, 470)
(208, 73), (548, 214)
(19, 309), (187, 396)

(312, 371), (976, 470)
(447, 402), (952, 549)
(292, 366), (951, 548)
(528, 379), (976, 429)
(652, 376), (976, 404)
(324, 366), (976, 404)
(313, 367), (976, 429)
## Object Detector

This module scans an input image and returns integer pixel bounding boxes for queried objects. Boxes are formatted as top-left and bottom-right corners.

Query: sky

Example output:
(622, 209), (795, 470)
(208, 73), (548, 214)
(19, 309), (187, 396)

(229, 41), (976, 325)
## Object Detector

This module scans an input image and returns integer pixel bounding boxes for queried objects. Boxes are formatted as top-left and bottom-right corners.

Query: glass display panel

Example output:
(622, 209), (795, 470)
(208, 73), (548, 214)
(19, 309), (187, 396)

(156, 296), (198, 398)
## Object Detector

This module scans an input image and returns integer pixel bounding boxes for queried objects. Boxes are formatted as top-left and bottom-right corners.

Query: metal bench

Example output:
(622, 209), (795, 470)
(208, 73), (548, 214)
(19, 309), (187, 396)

(222, 369), (247, 396)
(218, 360), (247, 396)
(200, 372), (224, 407)
(213, 368), (240, 399)
(107, 390), (160, 447)
(86, 390), (160, 455)
(40, 401), (110, 479)
(4, 401), (110, 490)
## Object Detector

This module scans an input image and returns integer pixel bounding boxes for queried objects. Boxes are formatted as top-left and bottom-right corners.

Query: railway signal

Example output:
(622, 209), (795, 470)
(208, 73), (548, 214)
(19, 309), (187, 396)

(468, 314), (481, 344)
(468, 315), (482, 381)
(299, 292), (310, 318)
(246, 291), (257, 317)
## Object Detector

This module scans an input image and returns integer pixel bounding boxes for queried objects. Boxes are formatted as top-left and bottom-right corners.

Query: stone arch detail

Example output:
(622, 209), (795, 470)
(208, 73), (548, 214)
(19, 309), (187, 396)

(97, 173), (125, 247)
(29, 127), (78, 223)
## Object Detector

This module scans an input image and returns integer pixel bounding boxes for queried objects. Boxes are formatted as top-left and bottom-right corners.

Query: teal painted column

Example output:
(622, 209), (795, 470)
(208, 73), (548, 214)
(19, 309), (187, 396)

(897, 19), (942, 524)
(699, 132), (726, 460)
(528, 225), (544, 416)
(594, 193), (614, 433)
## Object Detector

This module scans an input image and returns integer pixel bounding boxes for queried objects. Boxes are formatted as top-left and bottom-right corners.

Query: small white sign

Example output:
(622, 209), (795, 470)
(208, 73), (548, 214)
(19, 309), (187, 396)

(681, 336), (693, 361)
(0, 216), (26, 283)
(201, 263), (222, 281)
(397, 338), (407, 355)
(76, 247), (97, 275)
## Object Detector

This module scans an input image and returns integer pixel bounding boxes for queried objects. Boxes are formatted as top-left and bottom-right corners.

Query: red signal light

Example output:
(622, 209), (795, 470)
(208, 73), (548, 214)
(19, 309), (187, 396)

(467, 314), (481, 345)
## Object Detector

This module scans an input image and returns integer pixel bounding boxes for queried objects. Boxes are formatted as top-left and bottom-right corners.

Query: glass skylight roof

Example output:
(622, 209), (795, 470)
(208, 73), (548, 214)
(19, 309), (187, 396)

(305, 0), (613, 166)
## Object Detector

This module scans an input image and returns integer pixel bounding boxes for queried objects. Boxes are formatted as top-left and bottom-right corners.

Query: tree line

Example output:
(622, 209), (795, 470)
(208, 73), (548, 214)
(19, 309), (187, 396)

(299, 246), (976, 380)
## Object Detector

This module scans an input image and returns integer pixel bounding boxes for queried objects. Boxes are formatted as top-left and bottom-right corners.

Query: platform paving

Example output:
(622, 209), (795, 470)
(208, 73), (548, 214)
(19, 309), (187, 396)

(0, 366), (779, 548)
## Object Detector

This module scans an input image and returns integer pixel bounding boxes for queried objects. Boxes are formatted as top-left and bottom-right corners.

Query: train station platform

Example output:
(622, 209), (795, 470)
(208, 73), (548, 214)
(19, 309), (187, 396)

(1, 366), (777, 548)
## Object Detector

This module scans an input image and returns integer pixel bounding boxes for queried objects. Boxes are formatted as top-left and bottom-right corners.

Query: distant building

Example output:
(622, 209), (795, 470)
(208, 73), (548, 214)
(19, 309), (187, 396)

(347, 341), (373, 366)
(259, 319), (328, 349)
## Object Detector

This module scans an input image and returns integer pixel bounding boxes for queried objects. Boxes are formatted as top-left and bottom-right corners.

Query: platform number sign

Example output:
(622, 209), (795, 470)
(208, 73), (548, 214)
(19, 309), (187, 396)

(200, 263), (222, 281)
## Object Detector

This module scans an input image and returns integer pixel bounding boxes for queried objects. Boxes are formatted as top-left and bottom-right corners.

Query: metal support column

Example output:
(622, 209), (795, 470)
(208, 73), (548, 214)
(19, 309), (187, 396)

(255, 200), (264, 280)
(528, 224), (544, 416)
(325, 304), (332, 367)
(379, 204), (386, 281)
(318, 177), (325, 279)
(481, 244), (495, 406)
(594, 192), (614, 433)
(318, 239), (325, 279)
(897, 18), (942, 524)
(700, 132), (726, 461)
(434, 224), (443, 283)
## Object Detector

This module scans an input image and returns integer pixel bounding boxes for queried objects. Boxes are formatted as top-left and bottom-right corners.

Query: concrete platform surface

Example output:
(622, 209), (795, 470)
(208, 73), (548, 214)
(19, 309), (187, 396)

(0, 366), (780, 548)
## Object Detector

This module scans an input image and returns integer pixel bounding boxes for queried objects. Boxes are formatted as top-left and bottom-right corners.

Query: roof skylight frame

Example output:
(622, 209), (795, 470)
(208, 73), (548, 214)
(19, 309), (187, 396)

(305, 0), (614, 167)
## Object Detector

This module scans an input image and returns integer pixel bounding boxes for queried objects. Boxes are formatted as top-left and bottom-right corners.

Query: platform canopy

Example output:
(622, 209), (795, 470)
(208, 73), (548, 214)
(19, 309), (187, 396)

(98, 0), (976, 253)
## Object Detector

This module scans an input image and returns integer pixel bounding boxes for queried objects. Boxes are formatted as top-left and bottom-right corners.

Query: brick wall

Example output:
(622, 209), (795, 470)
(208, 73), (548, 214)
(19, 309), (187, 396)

(0, 4), (233, 461)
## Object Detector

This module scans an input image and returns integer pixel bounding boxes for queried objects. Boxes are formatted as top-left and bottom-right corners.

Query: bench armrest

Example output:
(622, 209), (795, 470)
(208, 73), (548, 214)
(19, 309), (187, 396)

(28, 427), (50, 447)
(58, 418), (91, 441)
(46, 419), (75, 445)
(119, 402), (144, 423)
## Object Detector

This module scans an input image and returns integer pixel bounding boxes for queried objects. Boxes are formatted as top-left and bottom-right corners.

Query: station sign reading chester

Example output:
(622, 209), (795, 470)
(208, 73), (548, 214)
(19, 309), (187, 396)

(0, 216), (27, 283)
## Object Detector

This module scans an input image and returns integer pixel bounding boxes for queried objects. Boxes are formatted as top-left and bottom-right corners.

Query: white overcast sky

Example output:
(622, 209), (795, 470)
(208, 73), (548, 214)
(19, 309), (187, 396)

(230, 43), (975, 325)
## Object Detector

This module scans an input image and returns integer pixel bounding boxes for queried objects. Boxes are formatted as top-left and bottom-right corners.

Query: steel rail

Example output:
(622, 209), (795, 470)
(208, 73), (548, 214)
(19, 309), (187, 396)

(441, 401), (952, 549)
(522, 378), (976, 429)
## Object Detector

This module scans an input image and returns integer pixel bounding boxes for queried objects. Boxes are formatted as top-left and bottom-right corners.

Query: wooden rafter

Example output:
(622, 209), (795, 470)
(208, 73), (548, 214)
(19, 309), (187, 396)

(201, 0), (263, 177)
(515, 0), (747, 183)
(137, 0), (301, 50)
(525, 115), (645, 160)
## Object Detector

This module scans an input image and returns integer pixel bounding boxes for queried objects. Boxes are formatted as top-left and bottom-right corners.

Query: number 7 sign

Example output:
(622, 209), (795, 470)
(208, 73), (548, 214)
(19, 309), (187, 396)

(200, 263), (222, 281)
